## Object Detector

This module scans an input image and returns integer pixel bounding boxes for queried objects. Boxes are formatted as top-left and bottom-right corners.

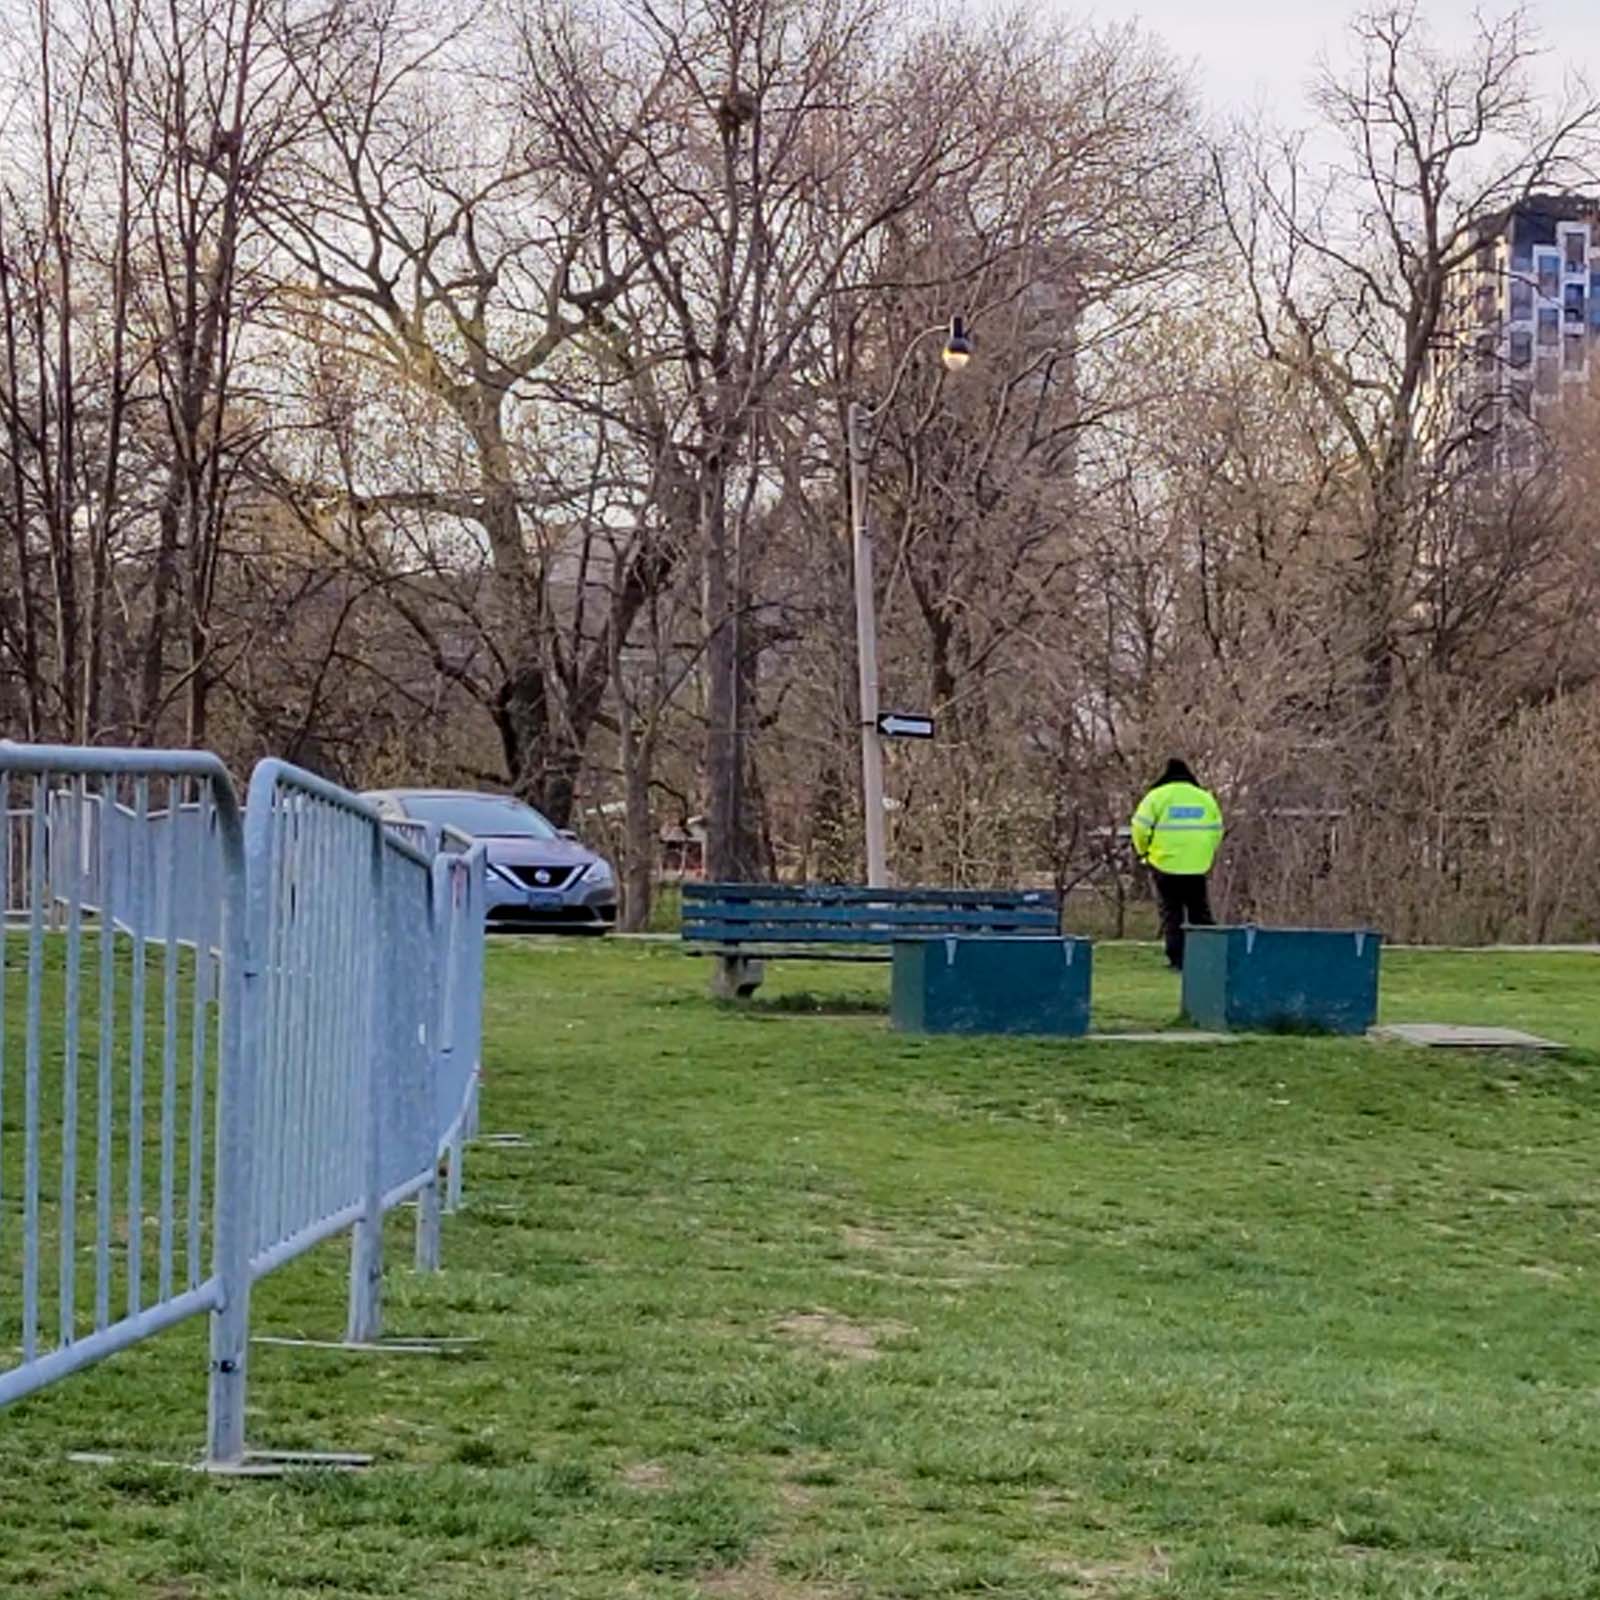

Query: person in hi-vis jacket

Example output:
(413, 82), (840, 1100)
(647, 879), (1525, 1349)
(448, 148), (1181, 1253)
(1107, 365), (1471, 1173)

(1130, 758), (1224, 971)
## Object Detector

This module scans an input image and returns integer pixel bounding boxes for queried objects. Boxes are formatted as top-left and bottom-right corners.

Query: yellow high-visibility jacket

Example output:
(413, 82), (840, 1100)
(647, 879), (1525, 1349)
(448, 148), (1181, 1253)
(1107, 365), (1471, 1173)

(1130, 781), (1224, 875)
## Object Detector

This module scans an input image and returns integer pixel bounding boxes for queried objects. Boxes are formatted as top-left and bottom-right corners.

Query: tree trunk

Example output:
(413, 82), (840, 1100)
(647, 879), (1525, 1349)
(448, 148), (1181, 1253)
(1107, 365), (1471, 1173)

(619, 718), (655, 932)
(139, 485), (183, 736)
(702, 458), (755, 880)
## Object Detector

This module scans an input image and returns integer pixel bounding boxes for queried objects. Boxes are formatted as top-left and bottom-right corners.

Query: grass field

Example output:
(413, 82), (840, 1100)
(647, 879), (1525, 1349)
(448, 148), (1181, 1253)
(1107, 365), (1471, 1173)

(3, 938), (1599, 1598)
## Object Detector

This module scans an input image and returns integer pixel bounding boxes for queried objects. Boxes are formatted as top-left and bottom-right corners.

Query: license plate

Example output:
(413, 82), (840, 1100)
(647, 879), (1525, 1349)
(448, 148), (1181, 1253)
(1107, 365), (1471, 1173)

(527, 890), (562, 909)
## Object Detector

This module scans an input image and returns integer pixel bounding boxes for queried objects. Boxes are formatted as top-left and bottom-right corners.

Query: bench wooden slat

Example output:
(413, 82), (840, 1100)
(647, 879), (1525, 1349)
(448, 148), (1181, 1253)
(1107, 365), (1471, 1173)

(682, 882), (1053, 910)
(686, 923), (1054, 944)
(681, 903), (1058, 931)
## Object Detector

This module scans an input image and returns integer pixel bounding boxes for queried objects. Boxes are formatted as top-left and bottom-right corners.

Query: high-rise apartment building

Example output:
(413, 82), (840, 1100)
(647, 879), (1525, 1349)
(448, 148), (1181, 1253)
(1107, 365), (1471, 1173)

(1431, 193), (1600, 469)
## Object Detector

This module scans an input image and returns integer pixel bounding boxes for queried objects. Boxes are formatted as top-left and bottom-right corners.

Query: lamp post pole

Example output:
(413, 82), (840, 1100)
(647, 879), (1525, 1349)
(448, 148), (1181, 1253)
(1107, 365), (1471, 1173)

(845, 317), (971, 892)
(847, 398), (889, 888)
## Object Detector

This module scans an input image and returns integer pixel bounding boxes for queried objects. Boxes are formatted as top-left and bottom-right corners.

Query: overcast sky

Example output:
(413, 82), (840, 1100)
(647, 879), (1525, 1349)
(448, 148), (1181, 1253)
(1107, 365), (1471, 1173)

(1075, 0), (1600, 124)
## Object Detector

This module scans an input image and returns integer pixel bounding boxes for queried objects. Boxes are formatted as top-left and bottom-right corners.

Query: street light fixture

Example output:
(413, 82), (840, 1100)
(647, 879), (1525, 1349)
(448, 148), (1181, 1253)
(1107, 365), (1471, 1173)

(847, 316), (972, 889)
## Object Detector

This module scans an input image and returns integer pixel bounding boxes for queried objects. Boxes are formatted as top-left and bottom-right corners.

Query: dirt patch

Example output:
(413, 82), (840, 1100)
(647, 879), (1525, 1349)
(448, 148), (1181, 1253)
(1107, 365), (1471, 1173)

(699, 1555), (841, 1598)
(840, 1225), (896, 1251)
(776, 1479), (815, 1512)
(1031, 1487), (1084, 1514)
(620, 1460), (671, 1491)
(1520, 1262), (1568, 1282)
(772, 1310), (908, 1361)
(836, 1220), (1013, 1288)
(1042, 1549), (1171, 1593)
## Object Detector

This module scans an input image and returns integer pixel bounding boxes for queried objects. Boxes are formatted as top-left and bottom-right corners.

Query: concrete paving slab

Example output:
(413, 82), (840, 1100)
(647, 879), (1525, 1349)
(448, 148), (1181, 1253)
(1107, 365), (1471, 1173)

(1372, 1023), (1566, 1051)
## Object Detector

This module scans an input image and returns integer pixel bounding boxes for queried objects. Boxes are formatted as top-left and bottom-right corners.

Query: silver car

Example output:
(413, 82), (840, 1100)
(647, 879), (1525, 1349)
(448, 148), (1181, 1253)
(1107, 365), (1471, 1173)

(363, 789), (617, 933)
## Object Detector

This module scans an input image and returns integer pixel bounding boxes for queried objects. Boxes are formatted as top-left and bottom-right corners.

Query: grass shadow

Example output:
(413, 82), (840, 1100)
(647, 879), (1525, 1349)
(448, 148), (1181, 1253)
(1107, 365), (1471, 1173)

(734, 990), (887, 1017)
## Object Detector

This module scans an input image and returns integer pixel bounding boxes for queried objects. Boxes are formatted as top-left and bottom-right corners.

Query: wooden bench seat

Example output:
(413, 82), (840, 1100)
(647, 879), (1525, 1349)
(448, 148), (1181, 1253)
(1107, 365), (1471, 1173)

(682, 882), (1060, 997)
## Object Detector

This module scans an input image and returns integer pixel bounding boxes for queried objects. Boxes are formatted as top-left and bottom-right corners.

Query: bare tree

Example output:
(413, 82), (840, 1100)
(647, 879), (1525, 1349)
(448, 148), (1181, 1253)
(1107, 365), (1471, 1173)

(253, 0), (668, 822)
(519, 0), (1019, 877)
(0, 0), (312, 744)
(1218, 3), (1600, 717)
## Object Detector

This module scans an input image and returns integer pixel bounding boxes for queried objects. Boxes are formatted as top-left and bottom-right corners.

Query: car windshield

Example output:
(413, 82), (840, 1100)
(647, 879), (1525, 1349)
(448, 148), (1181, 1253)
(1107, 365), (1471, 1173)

(400, 794), (560, 840)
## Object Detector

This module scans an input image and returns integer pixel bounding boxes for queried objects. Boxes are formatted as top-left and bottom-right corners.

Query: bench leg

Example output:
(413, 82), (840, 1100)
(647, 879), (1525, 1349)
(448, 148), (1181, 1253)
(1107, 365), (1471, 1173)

(710, 955), (765, 1000)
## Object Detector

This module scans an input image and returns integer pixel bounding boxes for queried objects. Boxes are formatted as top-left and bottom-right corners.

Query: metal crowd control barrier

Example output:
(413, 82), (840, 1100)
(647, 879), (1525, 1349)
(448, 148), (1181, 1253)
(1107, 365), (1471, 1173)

(0, 745), (487, 1470)
(0, 749), (241, 1413)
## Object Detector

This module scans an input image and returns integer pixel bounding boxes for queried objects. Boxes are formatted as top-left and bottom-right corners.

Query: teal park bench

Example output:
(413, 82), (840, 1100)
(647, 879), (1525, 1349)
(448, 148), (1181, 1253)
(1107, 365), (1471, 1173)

(681, 882), (1061, 998)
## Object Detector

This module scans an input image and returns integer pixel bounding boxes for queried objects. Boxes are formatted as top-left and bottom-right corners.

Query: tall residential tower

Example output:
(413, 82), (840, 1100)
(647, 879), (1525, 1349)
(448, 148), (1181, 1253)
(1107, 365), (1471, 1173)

(1434, 193), (1600, 469)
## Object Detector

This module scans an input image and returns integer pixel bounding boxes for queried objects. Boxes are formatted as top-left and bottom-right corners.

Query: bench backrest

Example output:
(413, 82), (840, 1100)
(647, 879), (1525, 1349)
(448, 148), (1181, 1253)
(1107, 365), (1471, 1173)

(682, 882), (1060, 944)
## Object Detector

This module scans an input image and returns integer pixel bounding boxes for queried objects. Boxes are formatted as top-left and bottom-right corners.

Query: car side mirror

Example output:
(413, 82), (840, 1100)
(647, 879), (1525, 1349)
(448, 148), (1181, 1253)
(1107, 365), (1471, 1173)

(559, 828), (579, 841)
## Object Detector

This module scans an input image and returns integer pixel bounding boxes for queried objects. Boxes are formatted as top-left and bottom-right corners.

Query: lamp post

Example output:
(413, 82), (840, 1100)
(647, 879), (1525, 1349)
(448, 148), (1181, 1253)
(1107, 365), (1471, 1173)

(847, 315), (973, 888)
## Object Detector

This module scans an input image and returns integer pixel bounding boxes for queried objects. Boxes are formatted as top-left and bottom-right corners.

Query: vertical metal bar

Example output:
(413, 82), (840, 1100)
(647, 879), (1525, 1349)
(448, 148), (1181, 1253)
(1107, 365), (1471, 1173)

(159, 782), (182, 1301)
(448, 847), (485, 1212)
(22, 774), (48, 1359)
(267, 798), (291, 1249)
(415, 1168), (441, 1272)
(431, 857), (455, 1152)
(207, 762), (254, 1469)
(273, 792), (300, 1249)
(281, 799), (313, 1247)
(126, 776), (150, 1317)
(260, 787), (291, 1252)
(415, 854), (444, 1271)
(46, 785), (64, 933)
(466, 848), (486, 1143)
(187, 787), (213, 1292)
(346, 816), (385, 1344)
(303, 798), (334, 1229)
(448, 868), (472, 1210)
(331, 817), (360, 1222)
(95, 781), (117, 1331)
(59, 776), (85, 1344)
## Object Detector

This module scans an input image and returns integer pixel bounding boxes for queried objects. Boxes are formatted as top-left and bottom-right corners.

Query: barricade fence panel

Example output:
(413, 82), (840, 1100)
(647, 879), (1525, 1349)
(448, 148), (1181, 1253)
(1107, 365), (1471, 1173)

(244, 776), (378, 1269)
(433, 842), (486, 1147)
(378, 841), (439, 1205)
(0, 752), (242, 1410)
(0, 744), (488, 1467)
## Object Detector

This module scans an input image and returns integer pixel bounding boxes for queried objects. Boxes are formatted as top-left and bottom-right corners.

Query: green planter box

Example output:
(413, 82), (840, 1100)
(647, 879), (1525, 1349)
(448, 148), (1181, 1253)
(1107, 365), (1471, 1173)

(1181, 926), (1381, 1035)
(891, 936), (1092, 1037)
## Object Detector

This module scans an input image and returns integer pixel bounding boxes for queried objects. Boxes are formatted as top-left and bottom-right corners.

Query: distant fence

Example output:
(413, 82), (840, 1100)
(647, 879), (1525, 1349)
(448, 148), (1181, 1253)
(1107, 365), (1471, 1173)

(0, 744), (487, 1469)
(4, 789), (224, 950)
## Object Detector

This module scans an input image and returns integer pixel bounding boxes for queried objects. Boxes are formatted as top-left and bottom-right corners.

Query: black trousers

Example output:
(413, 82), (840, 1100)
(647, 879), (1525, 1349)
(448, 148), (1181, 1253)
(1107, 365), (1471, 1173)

(1152, 870), (1215, 970)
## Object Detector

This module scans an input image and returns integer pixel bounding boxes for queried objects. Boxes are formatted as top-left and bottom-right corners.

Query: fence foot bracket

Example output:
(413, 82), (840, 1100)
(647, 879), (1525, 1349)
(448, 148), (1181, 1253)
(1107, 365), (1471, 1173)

(201, 1449), (374, 1477)
(252, 1334), (483, 1355)
(68, 1448), (374, 1477)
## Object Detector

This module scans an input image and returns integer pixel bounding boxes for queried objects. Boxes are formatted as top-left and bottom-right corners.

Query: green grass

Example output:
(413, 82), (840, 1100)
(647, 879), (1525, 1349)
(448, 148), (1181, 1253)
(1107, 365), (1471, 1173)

(3, 939), (1600, 1598)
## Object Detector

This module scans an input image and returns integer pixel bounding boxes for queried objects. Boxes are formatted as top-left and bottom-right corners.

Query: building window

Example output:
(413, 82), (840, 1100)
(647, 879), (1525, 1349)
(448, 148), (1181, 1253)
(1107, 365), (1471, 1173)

(1538, 254), (1560, 299)
(1476, 332), (1496, 372)
(1510, 330), (1532, 367)
(1565, 334), (1585, 372)
(1510, 277), (1534, 317)
(1566, 230), (1589, 272)
(1537, 357), (1558, 395)
(1510, 378), (1533, 416)
(1565, 282), (1585, 323)
(1538, 306), (1559, 345)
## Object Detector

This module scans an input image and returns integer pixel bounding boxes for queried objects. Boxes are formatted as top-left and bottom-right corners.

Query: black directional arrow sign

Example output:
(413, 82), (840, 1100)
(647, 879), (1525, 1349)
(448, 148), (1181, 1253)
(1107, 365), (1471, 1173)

(877, 712), (935, 740)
